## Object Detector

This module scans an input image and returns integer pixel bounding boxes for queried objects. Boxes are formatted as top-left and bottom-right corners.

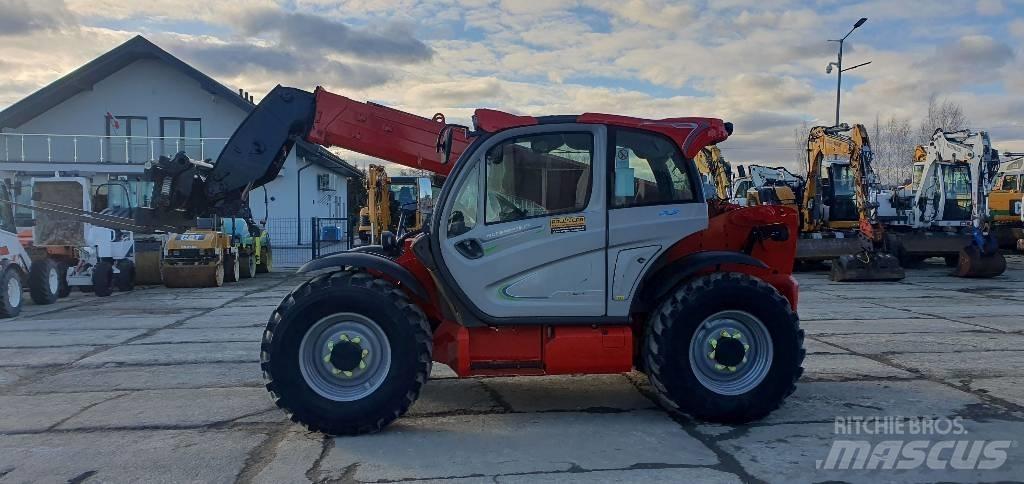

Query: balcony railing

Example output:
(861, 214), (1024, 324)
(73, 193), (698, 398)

(0, 133), (229, 164)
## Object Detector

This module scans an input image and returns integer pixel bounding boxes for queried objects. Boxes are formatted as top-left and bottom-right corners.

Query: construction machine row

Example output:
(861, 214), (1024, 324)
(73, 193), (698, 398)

(704, 124), (1018, 281)
(0, 173), (274, 318)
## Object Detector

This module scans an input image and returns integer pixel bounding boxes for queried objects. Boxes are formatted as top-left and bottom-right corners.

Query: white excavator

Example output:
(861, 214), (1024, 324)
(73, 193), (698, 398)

(878, 129), (1006, 277)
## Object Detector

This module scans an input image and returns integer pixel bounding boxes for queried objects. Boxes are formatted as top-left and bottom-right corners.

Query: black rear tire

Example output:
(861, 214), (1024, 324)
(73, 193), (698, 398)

(29, 258), (60, 305)
(0, 267), (23, 318)
(56, 261), (71, 298)
(115, 260), (135, 291)
(239, 253), (256, 279)
(256, 246), (272, 273)
(224, 253), (240, 283)
(92, 260), (114, 297)
(644, 272), (804, 423)
(261, 270), (431, 436)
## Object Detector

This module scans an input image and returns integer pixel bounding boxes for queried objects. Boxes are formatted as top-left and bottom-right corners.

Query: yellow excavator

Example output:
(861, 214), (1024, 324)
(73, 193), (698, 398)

(989, 152), (1023, 248)
(693, 145), (732, 201)
(357, 164), (392, 245)
(357, 164), (438, 245)
(757, 124), (903, 281)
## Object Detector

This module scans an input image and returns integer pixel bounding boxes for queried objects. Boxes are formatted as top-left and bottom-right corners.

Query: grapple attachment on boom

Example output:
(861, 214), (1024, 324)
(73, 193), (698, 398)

(830, 252), (905, 282)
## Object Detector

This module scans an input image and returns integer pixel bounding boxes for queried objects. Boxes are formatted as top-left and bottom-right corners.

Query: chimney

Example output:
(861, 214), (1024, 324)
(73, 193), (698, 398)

(238, 88), (244, 98)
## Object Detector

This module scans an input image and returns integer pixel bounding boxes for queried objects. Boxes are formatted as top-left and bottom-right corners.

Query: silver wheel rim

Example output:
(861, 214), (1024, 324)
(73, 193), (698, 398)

(299, 312), (392, 402)
(689, 310), (773, 396)
(48, 268), (59, 294)
(7, 276), (20, 307)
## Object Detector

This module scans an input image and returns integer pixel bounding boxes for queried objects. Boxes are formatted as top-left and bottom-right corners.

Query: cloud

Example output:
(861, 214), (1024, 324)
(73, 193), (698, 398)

(598, 0), (696, 29)
(0, 0), (76, 36)
(236, 9), (433, 64)
(943, 35), (1015, 69)
(976, 0), (1004, 15)
(403, 78), (504, 107)
(161, 37), (394, 89)
(1010, 19), (1024, 39)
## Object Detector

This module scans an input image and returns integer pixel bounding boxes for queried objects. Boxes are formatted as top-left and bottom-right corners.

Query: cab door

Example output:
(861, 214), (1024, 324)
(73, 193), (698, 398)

(603, 128), (708, 317)
(438, 124), (607, 318)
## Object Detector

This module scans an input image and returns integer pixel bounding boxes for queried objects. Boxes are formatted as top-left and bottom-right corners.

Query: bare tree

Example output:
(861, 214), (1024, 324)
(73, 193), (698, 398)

(872, 116), (914, 185)
(917, 93), (970, 143)
(793, 120), (809, 169)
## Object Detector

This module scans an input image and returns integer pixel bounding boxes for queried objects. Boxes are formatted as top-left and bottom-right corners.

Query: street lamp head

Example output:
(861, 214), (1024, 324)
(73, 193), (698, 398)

(854, 17), (867, 28)
(826, 62), (838, 74)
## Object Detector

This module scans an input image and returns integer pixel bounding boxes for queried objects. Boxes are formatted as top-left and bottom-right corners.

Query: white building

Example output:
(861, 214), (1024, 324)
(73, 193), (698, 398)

(0, 36), (361, 266)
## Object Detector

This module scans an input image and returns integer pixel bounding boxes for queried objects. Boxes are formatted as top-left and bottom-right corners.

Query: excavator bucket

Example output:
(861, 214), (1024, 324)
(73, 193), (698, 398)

(954, 245), (1006, 278)
(830, 252), (905, 282)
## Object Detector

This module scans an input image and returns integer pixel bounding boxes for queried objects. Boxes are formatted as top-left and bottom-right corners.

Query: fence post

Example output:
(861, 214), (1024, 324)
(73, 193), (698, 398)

(311, 217), (319, 260)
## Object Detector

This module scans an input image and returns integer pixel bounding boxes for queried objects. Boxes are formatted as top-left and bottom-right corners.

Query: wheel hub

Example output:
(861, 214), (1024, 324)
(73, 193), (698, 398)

(326, 337), (368, 374)
(299, 313), (391, 401)
(710, 332), (748, 368)
(689, 310), (773, 396)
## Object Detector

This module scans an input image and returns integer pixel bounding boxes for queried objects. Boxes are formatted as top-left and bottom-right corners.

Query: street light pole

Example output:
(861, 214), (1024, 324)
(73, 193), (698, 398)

(828, 17), (868, 127)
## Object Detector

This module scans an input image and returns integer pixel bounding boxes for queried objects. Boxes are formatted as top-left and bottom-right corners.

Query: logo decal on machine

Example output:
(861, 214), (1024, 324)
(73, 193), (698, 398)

(658, 208), (680, 216)
(550, 215), (586, 234)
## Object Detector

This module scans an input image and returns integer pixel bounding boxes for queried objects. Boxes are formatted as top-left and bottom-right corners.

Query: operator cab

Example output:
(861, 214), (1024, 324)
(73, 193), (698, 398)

(436, 121), (707, 320)
(819, 158), (857, 223)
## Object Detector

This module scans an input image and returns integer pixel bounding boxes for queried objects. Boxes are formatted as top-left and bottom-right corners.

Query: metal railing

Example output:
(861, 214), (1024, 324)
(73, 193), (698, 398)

(0, 132), (229, 163)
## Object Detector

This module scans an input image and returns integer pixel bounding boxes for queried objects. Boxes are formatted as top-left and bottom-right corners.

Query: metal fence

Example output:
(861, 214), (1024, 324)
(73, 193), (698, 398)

(312, 217), (353, 259)
(263, 217), (352, 268)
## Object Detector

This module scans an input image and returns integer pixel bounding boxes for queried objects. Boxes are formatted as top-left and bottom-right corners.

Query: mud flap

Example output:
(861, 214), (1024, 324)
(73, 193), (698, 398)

(830, 252), (905, 282)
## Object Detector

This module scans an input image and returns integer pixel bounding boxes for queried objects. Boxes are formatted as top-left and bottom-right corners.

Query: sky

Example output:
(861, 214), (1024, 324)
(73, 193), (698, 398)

(1, 0), (1022, 172)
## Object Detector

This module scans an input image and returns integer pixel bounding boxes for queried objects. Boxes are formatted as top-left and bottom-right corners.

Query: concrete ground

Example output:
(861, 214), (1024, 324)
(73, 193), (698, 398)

(0, 256), (1023, 483)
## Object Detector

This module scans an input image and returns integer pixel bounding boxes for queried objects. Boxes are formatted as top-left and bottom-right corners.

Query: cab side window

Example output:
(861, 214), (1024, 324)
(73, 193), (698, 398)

(1001, 174), (1018, 192)
(447, 164), (480, 238)
(484, 132), (593, 224)
(610, 129), (696, 208)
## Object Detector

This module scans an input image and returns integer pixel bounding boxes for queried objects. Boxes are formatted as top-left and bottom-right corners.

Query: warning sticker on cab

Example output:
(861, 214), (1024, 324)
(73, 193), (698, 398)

(550, 215), (586, 234)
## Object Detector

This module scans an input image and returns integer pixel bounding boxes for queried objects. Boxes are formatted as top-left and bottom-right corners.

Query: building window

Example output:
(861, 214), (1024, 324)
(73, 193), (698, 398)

(610, 128), (696, 208)
(105, 115), (148, 163)
(160, 118), (202, 159)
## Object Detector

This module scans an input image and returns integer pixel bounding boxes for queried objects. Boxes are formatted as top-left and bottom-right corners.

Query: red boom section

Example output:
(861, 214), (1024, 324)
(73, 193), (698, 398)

(306, 87), (471, 175)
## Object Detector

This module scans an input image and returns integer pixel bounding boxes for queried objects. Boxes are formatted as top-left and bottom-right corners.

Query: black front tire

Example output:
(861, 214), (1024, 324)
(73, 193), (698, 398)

(644, 272), (804, 423)
(0, 268), (23, 318)
(28, 258), (60, 305)
(92, 260), (115, 297)
(261, 270), (432, 436)
(115, 260), (135, 292)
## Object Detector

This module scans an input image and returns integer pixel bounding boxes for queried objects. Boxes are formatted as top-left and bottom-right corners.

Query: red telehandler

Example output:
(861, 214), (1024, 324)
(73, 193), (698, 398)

(138, 86), (806, 435)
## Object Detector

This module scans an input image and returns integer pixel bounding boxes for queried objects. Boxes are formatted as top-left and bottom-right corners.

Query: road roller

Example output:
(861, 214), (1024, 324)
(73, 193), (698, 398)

(162, 218), (239, 287)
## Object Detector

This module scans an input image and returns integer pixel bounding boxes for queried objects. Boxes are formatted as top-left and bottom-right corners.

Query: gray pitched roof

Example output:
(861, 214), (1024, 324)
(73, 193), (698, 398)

(0, 35), (252, 128)
(0, 35), (361, 178)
